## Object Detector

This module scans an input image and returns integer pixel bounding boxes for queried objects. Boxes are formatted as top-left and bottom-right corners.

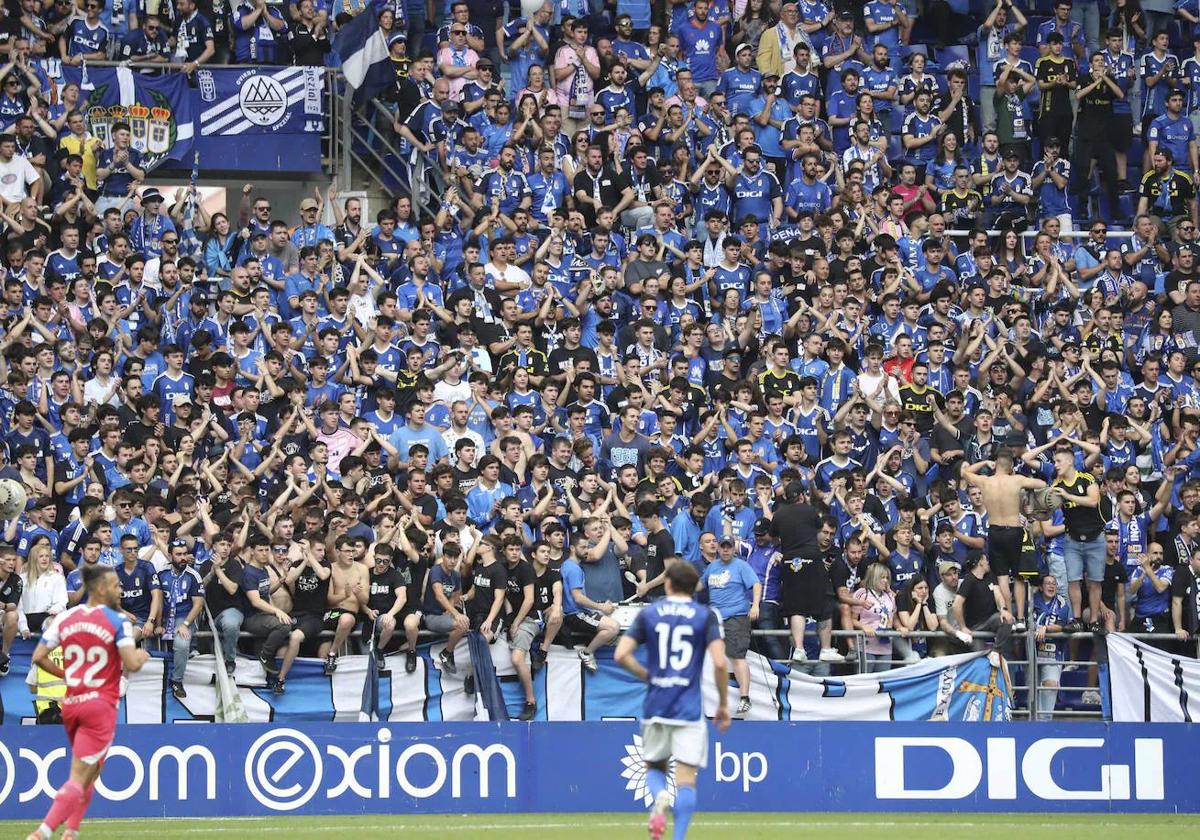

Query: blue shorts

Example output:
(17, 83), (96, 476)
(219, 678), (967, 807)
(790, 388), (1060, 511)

(1063, 534), (1105, 583)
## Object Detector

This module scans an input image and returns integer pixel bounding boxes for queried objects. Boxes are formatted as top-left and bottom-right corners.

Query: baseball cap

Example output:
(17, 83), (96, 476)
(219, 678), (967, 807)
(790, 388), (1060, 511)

(1003, 430), (1027, 448)
(753, 517), (771, 535)
(387, 32), (407, 46)
(1002, 149), (1020, 159)
(477, 58), (495, 70)
(299, 197), (320, 211)
(938, 560), (961, 575)
(735, 42), (753, 54)
(718, 536), (735, 547)
(141, 187), (165, 204)
(171, 393), (193, 408)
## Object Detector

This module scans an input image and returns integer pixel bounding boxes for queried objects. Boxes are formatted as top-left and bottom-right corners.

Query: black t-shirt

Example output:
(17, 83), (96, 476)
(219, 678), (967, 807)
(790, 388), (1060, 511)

(828, 557), (862, 595)
(547, 463), (578, 494)
(292, 562), (330, 615)
(1077, 71), (1114, 120)
(503, 559), (536, 616)
(535, 566), (561, 614)
(1053, 472), (1104, 540)
(1101, 557), (1129, 610)
(453, 465), (480, 496)
(467, 560), (508, 625)
(548, 346), (599, 380)
(368, 566), (404, 614)
(409, 492), (439, 522)
(395, 557), (427, 613)
(643, 527), (676, 599)
(769, 502), (822, 558)
(0, 570), (22, 606)
(1035, 55), (1076, 116)
(199, 558), (245, 615)
(958, 570), (999, 628)
(1171, 564), (1200, 634)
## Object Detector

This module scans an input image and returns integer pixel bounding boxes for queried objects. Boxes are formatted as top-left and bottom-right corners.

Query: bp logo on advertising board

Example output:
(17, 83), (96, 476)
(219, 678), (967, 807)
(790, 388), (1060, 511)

(619, 734), (675, 807)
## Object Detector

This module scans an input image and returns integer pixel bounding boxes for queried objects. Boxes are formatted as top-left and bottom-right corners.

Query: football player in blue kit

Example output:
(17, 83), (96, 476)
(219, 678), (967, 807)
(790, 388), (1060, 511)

(616, 561), (731, 840)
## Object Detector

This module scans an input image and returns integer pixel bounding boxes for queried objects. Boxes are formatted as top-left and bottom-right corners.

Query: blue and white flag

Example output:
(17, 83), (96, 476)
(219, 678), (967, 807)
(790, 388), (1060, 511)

(196, 67), (324, 137)
(63, 65), (195, 169)
(335, 0), (391, 95)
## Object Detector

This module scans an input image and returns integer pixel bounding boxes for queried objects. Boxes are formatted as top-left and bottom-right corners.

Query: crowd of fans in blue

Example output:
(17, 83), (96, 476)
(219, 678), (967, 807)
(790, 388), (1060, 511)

(2, 0), (1200, 723)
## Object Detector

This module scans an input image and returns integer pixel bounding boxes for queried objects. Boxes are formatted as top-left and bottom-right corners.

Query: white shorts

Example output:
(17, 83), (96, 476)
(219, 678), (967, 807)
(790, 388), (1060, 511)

(640, 719), (709, 769)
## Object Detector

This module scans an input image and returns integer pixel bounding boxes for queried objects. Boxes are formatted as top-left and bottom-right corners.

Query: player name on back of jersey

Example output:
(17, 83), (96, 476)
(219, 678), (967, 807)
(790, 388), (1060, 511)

(657, 601), (700, 619)
(61, 617), (116, 645)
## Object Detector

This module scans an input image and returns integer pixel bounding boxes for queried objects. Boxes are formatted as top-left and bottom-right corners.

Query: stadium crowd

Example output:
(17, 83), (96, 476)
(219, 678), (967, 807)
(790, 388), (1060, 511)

(3, 0), (1200, 722)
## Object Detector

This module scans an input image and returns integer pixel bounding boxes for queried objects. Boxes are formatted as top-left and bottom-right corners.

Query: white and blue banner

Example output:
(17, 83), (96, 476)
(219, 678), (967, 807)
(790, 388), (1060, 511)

(0, 640), (1009, 724)
(196, 67), (324, 138)
(0, 721), (1186, 818)
(1107, 632), (1200, 722)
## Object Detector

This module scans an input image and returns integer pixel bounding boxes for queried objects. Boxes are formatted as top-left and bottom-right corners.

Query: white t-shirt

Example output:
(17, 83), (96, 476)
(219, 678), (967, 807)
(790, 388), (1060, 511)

(0, 155), (39, 202)
(432, 378), (471, 406)
(484, 261), (531, 288)
(934, 582), (961, 632)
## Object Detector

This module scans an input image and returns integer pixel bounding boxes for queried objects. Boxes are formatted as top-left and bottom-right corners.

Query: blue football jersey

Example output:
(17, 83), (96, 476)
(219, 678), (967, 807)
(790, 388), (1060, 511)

(627, 596), (722, 723)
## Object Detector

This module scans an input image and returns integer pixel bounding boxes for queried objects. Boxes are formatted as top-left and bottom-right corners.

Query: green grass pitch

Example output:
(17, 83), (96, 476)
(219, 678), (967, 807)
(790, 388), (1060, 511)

(0, 812), (1192, 838)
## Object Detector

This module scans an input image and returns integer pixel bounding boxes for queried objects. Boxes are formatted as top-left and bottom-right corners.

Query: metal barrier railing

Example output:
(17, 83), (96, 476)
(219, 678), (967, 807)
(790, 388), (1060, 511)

(159, 615), (1197, 721)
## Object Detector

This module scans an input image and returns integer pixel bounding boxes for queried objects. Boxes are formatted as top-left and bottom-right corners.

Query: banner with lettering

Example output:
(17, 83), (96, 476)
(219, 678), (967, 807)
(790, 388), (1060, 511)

(196, 66), (325, 138)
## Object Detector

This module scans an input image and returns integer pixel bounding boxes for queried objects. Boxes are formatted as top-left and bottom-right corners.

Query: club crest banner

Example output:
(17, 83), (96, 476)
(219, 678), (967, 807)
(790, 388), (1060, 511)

(64, 65), (195, 169)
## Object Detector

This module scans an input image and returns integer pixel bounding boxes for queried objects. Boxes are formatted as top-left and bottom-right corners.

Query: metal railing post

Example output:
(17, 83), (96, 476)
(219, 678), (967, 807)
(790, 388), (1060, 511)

(1025, 623), (1039, 720)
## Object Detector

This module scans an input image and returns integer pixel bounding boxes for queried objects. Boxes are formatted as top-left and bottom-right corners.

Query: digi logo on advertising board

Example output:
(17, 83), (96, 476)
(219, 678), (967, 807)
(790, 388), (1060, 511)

(874, 737), (1166, 802)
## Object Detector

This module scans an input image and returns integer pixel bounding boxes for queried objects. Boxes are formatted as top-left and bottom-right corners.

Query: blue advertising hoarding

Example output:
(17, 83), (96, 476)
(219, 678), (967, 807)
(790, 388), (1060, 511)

(0, 722), (1190, 819)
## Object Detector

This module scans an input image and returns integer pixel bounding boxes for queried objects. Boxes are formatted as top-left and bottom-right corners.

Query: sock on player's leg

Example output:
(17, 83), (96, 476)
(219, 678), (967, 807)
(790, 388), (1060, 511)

(66, 783), (95, 831)
(672, 784), (696, 840)
(42, 779), (85, 833)
(646, 767), (668, 803)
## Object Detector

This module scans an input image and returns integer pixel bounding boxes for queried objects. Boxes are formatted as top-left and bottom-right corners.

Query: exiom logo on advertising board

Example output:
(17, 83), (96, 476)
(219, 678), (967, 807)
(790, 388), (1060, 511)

(0, 741), (216, 805)
(874, 737), (1165, 801)
(243, 729), (517, 811)
(0, 729), (517, 811)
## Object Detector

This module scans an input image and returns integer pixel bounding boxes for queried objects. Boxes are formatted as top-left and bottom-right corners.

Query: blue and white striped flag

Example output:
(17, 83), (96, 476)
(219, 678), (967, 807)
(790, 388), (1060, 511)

(335, 0), (392, 96)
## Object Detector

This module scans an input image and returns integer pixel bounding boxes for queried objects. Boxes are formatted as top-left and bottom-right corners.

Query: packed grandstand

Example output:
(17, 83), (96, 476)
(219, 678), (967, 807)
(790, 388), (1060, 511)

(0, 0), (1198, 726)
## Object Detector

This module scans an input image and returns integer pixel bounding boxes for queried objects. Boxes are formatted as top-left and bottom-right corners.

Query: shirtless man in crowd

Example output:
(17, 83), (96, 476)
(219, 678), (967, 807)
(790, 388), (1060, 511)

(322, 535), (369, 674)
(961, 449), (1047, 628)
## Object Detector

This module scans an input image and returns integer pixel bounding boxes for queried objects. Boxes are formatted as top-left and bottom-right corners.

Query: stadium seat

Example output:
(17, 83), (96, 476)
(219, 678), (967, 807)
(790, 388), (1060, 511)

(1169, 20), (1188, 52)
(937, 46), (971, 70)
(900, 44), (928, 65)
(1024, 18), (1049, 45)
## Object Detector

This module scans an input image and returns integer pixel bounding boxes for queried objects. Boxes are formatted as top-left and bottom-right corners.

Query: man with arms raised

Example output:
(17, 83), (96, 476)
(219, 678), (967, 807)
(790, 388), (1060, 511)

(961, 449), (1047, 629)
